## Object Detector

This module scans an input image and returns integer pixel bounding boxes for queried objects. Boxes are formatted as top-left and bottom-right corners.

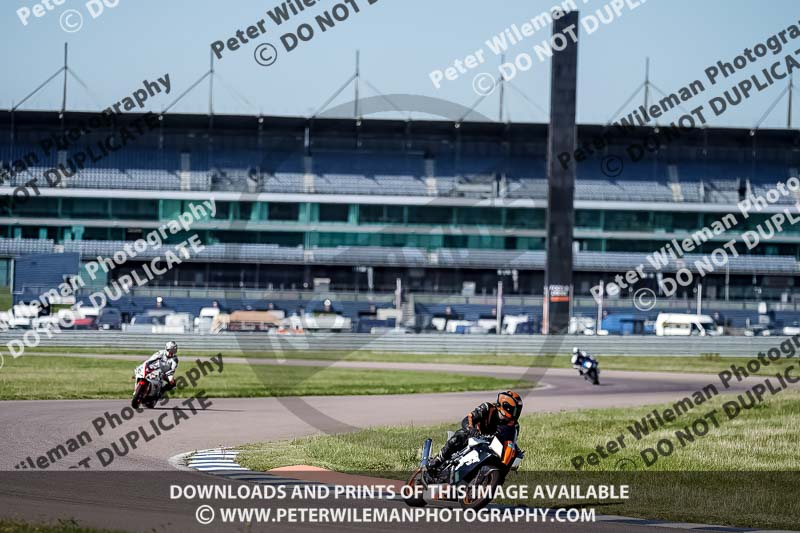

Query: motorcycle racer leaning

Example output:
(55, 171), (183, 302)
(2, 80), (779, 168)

(428, 390), (522, 472)
(571, 347), (589, 369)
(142, 341), (179, 394)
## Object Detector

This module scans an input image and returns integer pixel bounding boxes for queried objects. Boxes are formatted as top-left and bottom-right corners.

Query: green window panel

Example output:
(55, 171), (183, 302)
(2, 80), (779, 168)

(109, 199), (159, 220)
(454, 207), (503, 227)
(359, 205), (404, 224)
(241, 202), (256, 221)
(672, 212), (703, 231)
(268, 202), (300, 222)
(579, 239), (605, 252)
(319, 203), (349, 222)
(225, 202), (259, 221)
(406, 206), (454, 226)
(604, 210), (652, 232)
(575, 210), (603, 230)
(308, 203), (319, 222)
(443, 235), (467, 248)
(348, 204), (359, 224)
(83, 228), (111, 241)
(0, 259), (9, 286)
(466, 234), (505, 250)
(161, 200), (182, 221)
(11, 197), (59, 218)
(214, 202), (232, 220)
(507, 208), (545, 230)
(298, 203), (311, 223)
(253, 202), (269, 222)
(60, 198), (110, 220)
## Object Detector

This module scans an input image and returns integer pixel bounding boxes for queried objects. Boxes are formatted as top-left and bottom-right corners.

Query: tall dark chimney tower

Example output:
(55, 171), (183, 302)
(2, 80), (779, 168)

(543, 10), (579, 334)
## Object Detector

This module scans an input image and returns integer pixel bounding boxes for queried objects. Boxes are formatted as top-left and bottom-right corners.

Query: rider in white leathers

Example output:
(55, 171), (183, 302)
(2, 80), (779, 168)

(143, 341), (179, 393)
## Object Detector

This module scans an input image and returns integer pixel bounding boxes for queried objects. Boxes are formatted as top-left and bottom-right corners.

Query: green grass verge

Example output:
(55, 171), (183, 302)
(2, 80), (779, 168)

(0, 355), (530, 400)
(238, 391), (800, 529)
(0, 520), (123, 533)
(10, 345), (784, 374)
(239, 390), (800, 472)
(0, 286), (11, 311)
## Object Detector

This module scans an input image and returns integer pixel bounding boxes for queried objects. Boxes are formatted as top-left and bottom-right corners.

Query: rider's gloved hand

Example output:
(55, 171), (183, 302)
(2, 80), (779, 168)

(467, 427), (481, 438)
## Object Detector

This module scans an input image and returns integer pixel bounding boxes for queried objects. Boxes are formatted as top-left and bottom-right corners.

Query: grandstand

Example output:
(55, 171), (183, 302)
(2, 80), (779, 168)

(2, 110), (800, 331)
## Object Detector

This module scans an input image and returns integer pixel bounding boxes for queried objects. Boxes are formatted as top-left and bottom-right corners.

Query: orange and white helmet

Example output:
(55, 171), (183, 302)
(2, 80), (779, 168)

(496, 390), (523, 421)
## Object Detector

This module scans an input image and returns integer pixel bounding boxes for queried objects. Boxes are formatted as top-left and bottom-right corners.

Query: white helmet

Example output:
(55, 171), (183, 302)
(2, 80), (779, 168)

(165, 341), (178, 357)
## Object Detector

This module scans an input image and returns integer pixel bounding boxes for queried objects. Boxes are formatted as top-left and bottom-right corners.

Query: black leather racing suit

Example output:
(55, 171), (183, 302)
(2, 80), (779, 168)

(435, 402), (519, 464)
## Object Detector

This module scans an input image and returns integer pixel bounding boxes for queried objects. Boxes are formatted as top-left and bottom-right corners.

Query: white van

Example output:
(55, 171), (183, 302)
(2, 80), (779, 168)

(9, 304), (39, 329)
(195, 306), (221, 334)
(655, 313), (720, 336)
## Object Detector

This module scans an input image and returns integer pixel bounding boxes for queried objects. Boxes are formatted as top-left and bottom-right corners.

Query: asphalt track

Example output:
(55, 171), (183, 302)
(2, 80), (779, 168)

(0, 355), (792, 532)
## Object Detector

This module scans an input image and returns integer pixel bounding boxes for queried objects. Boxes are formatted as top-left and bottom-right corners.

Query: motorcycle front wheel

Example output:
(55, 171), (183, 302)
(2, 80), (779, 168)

(131, 382), (147, 408)
(459, 465), (501, 510)
(403, 469), (427, 507)
(588, 368), (600, 385)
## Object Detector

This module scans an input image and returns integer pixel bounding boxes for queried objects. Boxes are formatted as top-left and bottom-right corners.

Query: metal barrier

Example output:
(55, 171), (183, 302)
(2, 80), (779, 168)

(0, 331), (792, 358)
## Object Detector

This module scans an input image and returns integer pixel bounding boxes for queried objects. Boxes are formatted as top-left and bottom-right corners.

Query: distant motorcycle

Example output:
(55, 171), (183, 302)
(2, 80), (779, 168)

(572, 351), (600, 385)
(404, 426), (524, 511)
(131, 362), (165, 409)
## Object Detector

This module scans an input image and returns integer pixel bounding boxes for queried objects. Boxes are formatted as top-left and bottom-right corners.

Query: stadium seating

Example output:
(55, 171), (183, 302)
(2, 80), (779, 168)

(12, 252), (80, 303)
(4, 137), (798, 206)
(2, 238), (796, 275)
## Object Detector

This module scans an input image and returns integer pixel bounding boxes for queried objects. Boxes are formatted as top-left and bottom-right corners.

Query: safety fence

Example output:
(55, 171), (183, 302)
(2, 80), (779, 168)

(0, 331), (789, 357)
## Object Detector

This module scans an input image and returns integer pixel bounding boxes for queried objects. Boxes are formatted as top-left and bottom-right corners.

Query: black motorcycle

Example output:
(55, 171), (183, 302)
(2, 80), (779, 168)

(404, 426), (524, 510)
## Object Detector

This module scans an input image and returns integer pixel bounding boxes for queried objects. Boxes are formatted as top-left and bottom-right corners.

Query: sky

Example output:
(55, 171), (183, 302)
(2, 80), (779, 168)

(1, 0), (799, 128)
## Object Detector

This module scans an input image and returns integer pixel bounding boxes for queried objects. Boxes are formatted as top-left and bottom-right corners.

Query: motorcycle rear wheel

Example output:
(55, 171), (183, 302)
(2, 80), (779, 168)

(459, 465), (501, 511)
(403, 469), (427, 507)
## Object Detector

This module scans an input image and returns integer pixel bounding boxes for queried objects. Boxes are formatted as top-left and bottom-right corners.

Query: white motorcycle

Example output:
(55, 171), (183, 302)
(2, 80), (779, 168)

(405, 426), (524, 510)
(131, 361), (165, 409)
